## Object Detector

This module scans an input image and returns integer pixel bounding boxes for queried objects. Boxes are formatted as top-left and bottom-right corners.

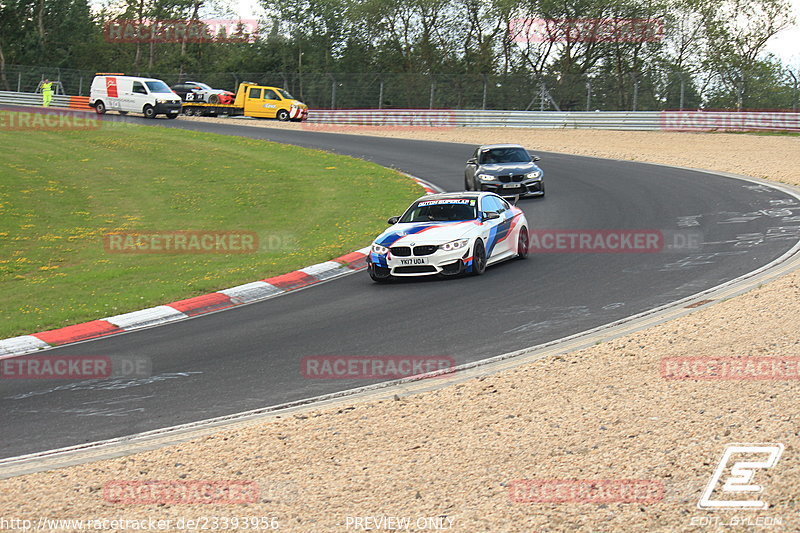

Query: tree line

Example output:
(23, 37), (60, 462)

(0, 0), (796, 110)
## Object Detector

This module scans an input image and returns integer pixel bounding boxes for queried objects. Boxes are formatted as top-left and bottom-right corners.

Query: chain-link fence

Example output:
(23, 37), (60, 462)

(1, 64), (795, 111)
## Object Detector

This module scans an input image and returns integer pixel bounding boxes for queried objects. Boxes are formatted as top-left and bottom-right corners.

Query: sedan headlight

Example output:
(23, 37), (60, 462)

(439, 239), (469, 251)
(371, 243), (389, 255)
(477, 173), (495, 182)
(526, 170), (542, 179)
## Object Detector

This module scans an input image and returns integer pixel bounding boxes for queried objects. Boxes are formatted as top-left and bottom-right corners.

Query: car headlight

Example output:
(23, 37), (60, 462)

(526, 170), (542, 179)
(371, 243), (389, 255)
(477, 173), (495, 182)
(439, 239), (469, 251)
(156, 98), (169, 104)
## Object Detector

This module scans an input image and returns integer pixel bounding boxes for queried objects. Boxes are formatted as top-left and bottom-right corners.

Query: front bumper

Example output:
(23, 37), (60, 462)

(480, 179), (544, 197)
(154, 102), (182, 115)
(368, 246), (472, 277)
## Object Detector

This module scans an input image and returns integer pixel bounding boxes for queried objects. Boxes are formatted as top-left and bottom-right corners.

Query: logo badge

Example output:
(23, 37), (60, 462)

(698, 443), (784, 509)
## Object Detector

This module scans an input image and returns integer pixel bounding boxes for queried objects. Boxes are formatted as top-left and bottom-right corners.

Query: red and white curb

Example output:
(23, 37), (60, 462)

(0, 248), (371, 359)
(0, 175), (444, 359)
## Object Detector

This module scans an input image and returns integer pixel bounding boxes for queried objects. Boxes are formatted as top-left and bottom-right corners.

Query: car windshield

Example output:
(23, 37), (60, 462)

(479, 147), (531, 164)
(277, 89), (295, 100)
(145, 81), (173, 93)
(399, 199), (478, 223)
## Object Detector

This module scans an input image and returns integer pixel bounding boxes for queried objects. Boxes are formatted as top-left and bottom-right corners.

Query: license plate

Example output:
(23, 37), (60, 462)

(399, 258), (426, 265)
(503, 183), (520, 188)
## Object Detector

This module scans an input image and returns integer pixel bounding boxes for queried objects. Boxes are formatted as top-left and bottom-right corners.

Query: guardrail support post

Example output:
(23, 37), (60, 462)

(378, 79), (384, 109)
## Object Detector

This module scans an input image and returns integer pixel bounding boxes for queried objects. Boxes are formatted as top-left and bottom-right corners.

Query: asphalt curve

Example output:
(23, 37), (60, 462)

(2, 119), (798, 459)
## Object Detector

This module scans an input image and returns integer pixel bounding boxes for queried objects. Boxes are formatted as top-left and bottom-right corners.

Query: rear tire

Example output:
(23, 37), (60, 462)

(470, 239), (487, 275)
(94, 101), (106, 115)
(517, 226), (528, 259)
(143, 105), (156, 119)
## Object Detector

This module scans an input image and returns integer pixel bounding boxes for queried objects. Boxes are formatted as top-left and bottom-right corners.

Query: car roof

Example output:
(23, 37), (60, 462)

(103, 76), (164, 83)
(413, 191), (498, 202)
(478, 144), (527, 150)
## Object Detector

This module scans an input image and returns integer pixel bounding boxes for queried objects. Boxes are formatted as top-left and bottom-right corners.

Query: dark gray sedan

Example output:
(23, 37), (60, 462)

(464, 144), (545, 197)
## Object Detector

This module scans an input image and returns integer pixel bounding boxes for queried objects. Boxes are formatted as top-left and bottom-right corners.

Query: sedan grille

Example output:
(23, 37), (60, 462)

(391, 246), (411, 257)
(498, 174), (526, 183)
(413, 245), (438, 256)
(395, 265), (437, 274)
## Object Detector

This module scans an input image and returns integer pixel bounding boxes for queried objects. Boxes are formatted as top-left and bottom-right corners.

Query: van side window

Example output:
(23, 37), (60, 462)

(248, 88), (262, 99)
(262, 89), (279, 100)
(132, 82), (148, 95)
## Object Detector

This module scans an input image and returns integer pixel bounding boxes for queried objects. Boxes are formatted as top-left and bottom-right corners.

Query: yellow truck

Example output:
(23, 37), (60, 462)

(181, 82), (308, 121)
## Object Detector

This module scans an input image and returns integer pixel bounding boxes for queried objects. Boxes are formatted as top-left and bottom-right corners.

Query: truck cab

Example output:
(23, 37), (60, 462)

(236, 84), (308, 121)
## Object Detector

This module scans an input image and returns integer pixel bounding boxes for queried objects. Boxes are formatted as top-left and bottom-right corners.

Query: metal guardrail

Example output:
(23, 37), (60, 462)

(0, 91), (73, 108)
(308, 109), (800, 131)
(2, 91), (798, 131)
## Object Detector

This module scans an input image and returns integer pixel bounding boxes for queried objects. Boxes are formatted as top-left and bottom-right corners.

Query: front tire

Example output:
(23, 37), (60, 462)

(166, 113), (178, 119)
(517, 226), (528, 259)
(276, 109), (290, 121)
(143, 105), (156, 119)
(464, 175), (472, 191)
(470, 239), (487, 275)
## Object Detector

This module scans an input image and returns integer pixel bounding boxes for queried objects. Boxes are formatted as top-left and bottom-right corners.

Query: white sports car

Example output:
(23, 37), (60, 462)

(367, 192), (529, 282)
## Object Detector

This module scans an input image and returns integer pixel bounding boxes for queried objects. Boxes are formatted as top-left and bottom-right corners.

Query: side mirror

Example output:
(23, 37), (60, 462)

(532, 155), (541, 162)
(387, 216), (400, 224)
(482, 212), (501, 221)
(467, 158), (477, 165)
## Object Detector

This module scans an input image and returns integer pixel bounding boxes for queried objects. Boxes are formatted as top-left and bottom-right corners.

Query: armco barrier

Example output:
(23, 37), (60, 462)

(1, 91), (798, 131)
(308, 109), (800, 131)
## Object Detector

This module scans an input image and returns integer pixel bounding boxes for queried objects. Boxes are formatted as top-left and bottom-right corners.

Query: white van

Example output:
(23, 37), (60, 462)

(90, 74), (182, 119)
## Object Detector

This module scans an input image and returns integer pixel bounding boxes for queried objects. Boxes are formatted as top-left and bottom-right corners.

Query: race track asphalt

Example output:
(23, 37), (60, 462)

(2, 118), (797, 458)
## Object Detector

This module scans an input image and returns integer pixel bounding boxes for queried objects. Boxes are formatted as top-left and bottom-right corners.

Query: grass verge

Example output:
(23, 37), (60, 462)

(0, 115), (422, 338)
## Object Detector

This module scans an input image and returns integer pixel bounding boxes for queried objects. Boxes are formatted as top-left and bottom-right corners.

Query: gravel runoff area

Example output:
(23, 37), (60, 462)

(1, 123), (799, 533)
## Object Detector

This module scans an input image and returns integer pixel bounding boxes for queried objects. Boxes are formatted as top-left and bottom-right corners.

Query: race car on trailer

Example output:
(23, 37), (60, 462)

(181, 82), (308, 121)
(367, 192), (529, 282)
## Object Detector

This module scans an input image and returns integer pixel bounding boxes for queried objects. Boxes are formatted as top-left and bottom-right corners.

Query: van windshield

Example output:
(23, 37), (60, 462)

(145, 81), (173, 94)
(277, 89), (295, 100)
